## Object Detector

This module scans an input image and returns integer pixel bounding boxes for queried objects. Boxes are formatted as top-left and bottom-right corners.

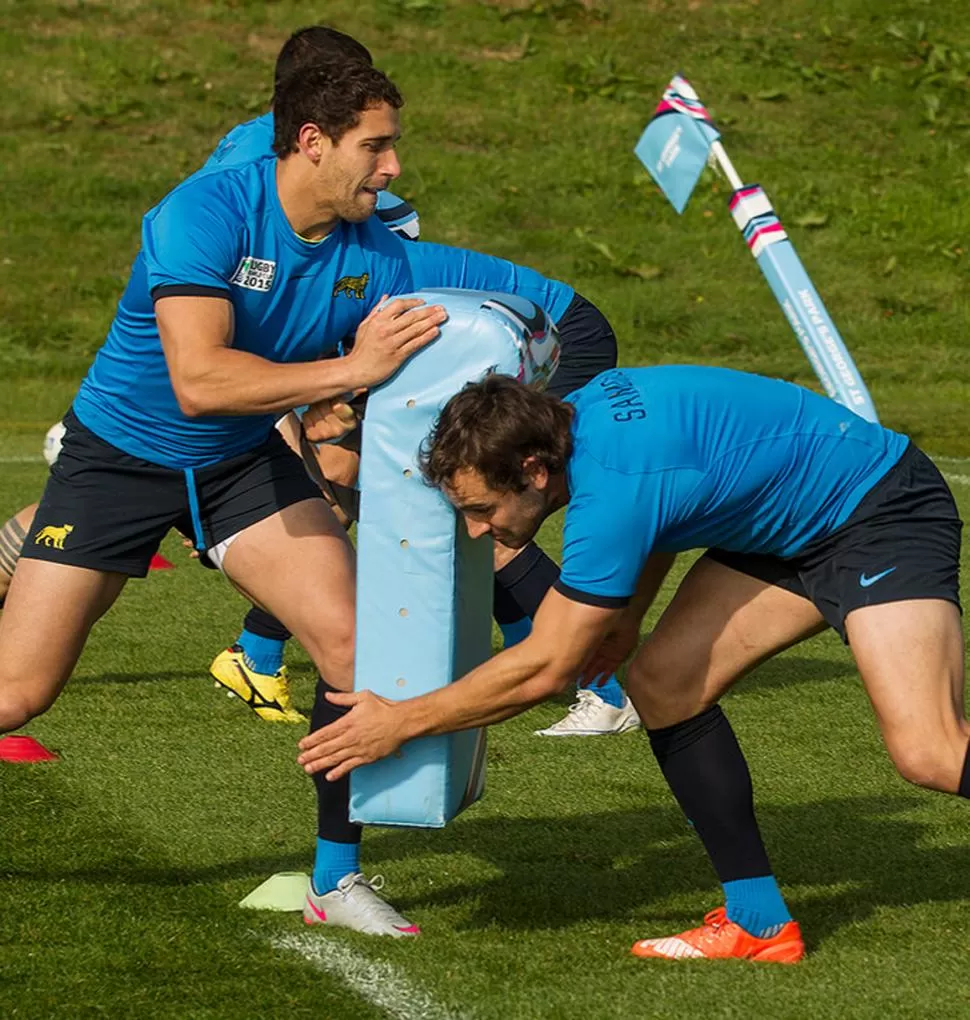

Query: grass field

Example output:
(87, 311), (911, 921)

(2, 0), (970, 1016)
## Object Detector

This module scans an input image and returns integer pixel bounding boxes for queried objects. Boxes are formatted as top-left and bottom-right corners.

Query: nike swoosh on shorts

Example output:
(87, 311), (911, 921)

(859, 567), (897, 588)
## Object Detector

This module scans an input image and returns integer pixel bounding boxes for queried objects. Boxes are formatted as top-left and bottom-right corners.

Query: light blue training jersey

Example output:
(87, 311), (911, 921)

(403, 243), (573, 325)
(73, 156), (412, 468)
(199, 112), (574, 320)
(203, 111), (420, 239)
(72, 156), (574, 469)
(556, 366), (910, 607)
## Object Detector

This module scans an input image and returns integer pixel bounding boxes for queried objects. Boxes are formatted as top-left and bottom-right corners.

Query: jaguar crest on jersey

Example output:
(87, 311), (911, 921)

(333, 273), (369, 299)
(231, 256), (276, 292)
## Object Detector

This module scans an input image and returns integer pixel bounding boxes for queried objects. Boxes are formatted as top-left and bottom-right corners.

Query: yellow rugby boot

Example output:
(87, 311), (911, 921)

(209, 644), (306, 723)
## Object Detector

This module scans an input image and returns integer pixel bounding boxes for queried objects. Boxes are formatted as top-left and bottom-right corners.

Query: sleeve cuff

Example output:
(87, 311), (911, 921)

(377, 198), (416, 222)
(151, 284), (231, 301)
(553, 580), (631, 609)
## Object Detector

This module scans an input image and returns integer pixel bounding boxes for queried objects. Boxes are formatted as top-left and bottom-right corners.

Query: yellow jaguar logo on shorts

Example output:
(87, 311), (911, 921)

(333, 273), (369, 299)
(34, 524), (74, 549)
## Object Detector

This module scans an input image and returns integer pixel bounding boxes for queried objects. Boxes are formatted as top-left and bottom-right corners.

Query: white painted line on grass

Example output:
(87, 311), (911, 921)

(0, 455), (42, 463)
(270, 933), (471, 1020)
(944, 472), (970, 487)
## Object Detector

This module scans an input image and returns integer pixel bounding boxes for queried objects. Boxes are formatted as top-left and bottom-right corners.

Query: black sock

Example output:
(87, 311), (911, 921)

(648, 704), (773, 882)
(959, 739), (970, 799)
(493, 542), (560, 624)
(310, 677), (362, 844)
(243, 605), (292, 643)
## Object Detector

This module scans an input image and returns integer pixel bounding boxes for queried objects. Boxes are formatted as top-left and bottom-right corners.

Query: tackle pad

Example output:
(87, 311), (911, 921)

(349, 289), (560, 827)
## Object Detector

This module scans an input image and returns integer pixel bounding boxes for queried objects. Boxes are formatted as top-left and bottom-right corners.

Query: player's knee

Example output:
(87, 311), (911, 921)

(306, 622), (355, 691)
(626, 649), (692, 725)
(0, 686), (50, 733)
(888, 741), (960, 793)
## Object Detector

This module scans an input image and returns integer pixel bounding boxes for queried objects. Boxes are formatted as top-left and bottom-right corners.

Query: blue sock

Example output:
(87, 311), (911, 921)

(586, 673), (625, 708)
(237, 628), (284, 675)
(723, 876), (792, 938)
(502, 618), (626, 708)
(312, 837), (360, 895)
(499, 616), (532, 649)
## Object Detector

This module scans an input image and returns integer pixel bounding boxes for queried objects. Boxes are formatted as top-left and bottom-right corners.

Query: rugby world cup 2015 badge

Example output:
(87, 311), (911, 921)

(231, 256), (277, 292)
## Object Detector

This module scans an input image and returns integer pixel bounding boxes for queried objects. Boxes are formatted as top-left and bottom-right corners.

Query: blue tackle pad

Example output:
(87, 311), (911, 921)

(349, 289), (560, 827)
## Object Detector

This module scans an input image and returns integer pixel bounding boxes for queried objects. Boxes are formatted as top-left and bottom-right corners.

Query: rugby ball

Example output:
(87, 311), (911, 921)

(43, 421), (66, 466)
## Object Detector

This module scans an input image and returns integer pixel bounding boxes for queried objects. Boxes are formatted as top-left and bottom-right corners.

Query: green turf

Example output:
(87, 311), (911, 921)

(2, 0), (970, 1016)
(4, 423), (970, 1019)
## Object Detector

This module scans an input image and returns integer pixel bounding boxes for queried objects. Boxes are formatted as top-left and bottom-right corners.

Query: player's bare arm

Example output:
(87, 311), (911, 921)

(297, 587), (621, 780)
(156, 294), (445, 417)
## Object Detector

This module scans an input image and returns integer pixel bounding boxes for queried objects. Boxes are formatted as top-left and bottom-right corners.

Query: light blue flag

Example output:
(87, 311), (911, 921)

(634, 74), (721, 214)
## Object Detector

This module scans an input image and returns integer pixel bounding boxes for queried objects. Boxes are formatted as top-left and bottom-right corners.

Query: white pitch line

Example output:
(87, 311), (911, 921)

(270, 934), (470, 1020)
(0, 455), (43, 463)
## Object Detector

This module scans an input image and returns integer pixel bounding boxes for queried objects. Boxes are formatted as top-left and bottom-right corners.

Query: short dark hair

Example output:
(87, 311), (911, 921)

(420, 375), (575, 493)
(273, 26), (373, 97)
(272, 63), (403, 154)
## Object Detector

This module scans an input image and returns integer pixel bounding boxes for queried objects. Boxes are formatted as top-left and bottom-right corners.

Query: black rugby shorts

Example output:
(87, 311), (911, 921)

(705, 443), (962, 642)
(23, 409), (322, 577)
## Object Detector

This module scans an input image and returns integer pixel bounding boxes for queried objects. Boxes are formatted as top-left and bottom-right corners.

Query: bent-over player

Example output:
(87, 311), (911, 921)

(299, 366), (965, 961)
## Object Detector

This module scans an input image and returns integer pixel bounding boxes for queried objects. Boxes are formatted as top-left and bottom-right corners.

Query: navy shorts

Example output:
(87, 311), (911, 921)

(548, 292), (619, 399)
(705, 443), (963, 642)
(23, 409), (322, 577)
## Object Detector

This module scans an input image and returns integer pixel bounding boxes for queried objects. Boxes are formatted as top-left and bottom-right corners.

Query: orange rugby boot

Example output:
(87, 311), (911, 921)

(631, 907), (804, 964)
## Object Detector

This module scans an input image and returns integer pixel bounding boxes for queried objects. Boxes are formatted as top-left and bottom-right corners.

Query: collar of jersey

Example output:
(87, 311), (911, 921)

(265, 157), (339, 255)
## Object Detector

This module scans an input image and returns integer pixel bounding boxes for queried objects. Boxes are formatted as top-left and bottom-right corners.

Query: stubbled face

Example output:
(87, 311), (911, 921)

(444, 466), (549, 549)
(316, 102), (401, 222)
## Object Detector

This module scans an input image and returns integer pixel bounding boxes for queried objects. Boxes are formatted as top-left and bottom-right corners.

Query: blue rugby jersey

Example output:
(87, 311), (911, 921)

(555, 366), (910, 607)
(203, 112), (420, 239)
(405, 243), (573, 325)
(73, 156), (411, 468)
(72, 157), (579, 469)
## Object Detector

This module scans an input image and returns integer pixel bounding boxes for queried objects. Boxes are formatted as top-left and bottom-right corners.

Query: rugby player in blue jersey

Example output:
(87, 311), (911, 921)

(299, 367), (966, 960)
(1, 61), (450, 935)
(203, 25), (420, 240)
(201, 27), (634, 737)
(0, 58), (640, 936)
(0, 26), (632, 738)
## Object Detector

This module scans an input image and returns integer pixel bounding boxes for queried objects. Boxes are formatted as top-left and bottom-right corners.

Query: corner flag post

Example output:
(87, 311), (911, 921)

(634, 74), (879, 423)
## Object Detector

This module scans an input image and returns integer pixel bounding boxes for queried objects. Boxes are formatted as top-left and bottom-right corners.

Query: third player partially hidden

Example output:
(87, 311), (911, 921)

(299, 365), (966, 962)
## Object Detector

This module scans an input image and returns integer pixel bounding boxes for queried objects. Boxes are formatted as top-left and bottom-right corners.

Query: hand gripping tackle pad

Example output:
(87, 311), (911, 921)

(349, 289), (561, 827)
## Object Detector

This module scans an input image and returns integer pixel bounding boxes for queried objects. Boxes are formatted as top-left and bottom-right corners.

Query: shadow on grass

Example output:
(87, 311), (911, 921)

(363, 794), (970, 948)
(737, 653), (854, 692)
(5, 773), (969, 953)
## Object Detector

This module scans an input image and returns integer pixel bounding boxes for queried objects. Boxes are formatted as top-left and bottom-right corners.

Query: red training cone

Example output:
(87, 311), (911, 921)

(149, 553), (174, 570)
(0, 735), (59, 763)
